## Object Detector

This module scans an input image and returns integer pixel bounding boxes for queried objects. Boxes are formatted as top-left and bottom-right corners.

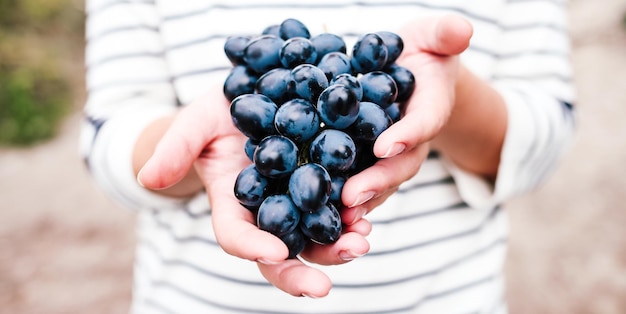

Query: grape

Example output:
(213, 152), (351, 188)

(225, 18), (415, 255)
(279, 18), (311, 39)
(255, 68), (293, 105)
(262, 24), (281, 37)
(376, 31), (404, 67)
(254, 135), (299, 178)
(350, 33), (388, 73)
(347, 101), (392, 142)
(223, 65), (258, 101)
(224, 35), (251, 66)
(279, 227), (308, 259)
(309, 129), (356, 173)
(316, 52), (352, 81)
(257, 194), (300, 237)
(316, 84), (359, 129)
(274, 98), (320, 143)
(288, 163), (331, 212)
(230, 94), (277, 141)
(385, 64), (416, 103)
(330, 73), (363, 101)
(244, 138), (258, 162)
(359, 71), (398, 109)
(385, 102), (402, 123)
(310, 33), (347, 63)
(234, 164), (271, 208)
(244, 35), (285, 74)
(280, 37), (318, 68)
(300, 202), (342, 245)
(290, 64), (329, 103)
(329, 174), (347, 208)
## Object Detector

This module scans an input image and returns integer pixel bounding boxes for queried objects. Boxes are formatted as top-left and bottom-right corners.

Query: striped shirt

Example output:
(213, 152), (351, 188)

(80, 0), (576, 313)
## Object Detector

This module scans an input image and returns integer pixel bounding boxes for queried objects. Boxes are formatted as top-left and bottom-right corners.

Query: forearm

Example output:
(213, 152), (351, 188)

(431, 65), (507, 182)
(133, 114), (204, 198)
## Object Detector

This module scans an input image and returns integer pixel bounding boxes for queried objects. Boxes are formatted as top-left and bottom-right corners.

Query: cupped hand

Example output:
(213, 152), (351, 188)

(341, 15), (474, 223)
(137, 87), (370, 298)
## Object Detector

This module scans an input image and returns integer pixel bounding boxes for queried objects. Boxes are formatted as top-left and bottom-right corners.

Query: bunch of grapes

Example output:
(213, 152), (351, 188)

(224, 18), (415, 259)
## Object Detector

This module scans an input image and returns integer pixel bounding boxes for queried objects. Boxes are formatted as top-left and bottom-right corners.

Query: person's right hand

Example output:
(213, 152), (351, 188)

(137, 87), (371, 298)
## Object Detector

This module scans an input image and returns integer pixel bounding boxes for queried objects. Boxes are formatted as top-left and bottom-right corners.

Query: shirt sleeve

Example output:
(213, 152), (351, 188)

(448, 0), (577, 210)
(79, 0), (185, 211)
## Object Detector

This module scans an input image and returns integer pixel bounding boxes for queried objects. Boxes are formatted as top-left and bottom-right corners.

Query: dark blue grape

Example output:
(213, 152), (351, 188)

(230, 94), (278, 141)
(300, 202), (342, 245)
(349, 139), (378, 175)
(350, 33), (388, 73)
(310, 33), (347, 63)
(329, 175), (347, 209)
(385, 102), (402, 123)
(225, 20), (416, 249)
(262, 24), (281, 37)
(244, 138), (258, 162)
(254, 135), (299, 178)
(223, 65), (258, 101)
(279, 18), (310, 39)
(330, 73), (363, 101)
(234, 164), (271, 207)
(376, 31), (404, 67)
(280, 37), (318, 68)
(289, 64), (329, 103)
(267, 176), (290, 196)
(385, 64), (415, 103)
(347, 101), (392, 142)
(316, 52), (352, 81)
(224, 36), (251, 66)
(257, 194), (300, 237)
(309, 129), (356, 173)
(316, 84), (359, 129)
(279, 227), (308, 259)
(359, 71), (398, 109)
(288, 163), (331, 212)
(274, 99), (320, 143)
(244, 35), (285, 74)
(255, 68), (293, 105)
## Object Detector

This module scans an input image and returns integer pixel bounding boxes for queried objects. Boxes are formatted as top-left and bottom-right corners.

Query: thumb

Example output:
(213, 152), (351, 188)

(138, 92), (226, 190)
(399, 14), (473, 57)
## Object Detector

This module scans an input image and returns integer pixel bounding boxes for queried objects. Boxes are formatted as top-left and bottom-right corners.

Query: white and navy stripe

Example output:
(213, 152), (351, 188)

(80, 0), (575, 313)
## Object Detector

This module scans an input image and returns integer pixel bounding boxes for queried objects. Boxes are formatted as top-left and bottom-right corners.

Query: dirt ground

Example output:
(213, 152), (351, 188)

(1, 1), (626, 313)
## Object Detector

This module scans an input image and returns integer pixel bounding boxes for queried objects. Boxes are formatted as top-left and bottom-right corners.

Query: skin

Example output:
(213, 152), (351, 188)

(133, 15), (507, 298)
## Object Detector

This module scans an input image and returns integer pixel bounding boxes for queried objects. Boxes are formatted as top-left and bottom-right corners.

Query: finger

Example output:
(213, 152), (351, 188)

(341, 189), (395, 225)
(138, 90), (229, 190)
(258, 259), (332, 298)
(399, 14), (473, 57)
(299, 232), (370, 265)
(373, 17), (471, 159)
(342, 217), (372, 235)
(373, 79), (451, 157)
(342, 144), (429, 208)
(198, 141), (290, 264)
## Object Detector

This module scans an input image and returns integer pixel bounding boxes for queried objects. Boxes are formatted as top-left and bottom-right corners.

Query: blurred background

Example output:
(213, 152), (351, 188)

(0, 0), (625, 313)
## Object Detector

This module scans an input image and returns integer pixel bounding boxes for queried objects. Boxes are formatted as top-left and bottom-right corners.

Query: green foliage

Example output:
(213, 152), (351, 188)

(0, 0), (84, 147)
(0, 63), (70, 146)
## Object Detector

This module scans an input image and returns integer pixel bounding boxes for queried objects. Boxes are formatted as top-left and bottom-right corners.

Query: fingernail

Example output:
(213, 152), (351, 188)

(350, 191), (375, 207)
(257, 258), (282, 265)
(339, 249), (364, 261)
(302, 293), (319, 299)
(349, 207), (367, 225)
(381, 143), (406, 158)
(136, 169), (145, 188)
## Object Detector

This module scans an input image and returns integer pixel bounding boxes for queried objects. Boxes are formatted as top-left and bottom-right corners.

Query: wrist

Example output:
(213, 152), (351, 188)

(431, 65), (507, 181)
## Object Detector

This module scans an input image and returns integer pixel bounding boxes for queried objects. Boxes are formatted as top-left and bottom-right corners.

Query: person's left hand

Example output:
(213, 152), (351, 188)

(340, 14), (474, 226)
